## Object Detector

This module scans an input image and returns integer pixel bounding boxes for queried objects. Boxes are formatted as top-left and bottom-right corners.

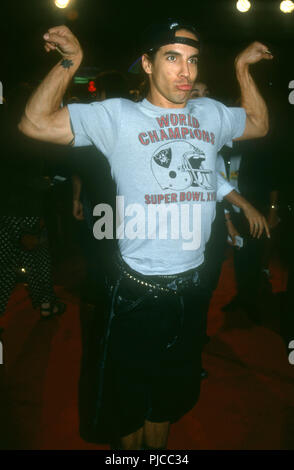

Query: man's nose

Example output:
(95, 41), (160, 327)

(179, 61), (191, 79)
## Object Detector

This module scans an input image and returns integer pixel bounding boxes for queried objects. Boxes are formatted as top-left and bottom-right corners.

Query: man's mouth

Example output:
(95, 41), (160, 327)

(176, 84), (192, 91)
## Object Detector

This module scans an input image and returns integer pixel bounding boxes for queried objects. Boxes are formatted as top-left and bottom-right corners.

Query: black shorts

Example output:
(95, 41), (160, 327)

(90, 269), (209, 441)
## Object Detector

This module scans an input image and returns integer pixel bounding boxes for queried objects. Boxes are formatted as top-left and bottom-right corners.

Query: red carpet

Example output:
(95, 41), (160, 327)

(1, 249), (294, 450)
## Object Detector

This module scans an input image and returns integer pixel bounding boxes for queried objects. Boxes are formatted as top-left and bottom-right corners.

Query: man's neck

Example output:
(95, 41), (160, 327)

(146, 92), (187, 109)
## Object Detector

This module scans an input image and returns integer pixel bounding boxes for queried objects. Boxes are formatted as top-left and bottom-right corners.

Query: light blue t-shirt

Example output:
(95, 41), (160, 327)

(68, 97), (245, 275)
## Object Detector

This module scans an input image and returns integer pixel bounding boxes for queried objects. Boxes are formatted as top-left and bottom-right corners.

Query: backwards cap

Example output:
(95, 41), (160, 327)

(128, 18), (201, 74)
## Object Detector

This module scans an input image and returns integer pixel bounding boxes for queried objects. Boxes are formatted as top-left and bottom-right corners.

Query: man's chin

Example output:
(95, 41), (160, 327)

(169, 92), (189, 105)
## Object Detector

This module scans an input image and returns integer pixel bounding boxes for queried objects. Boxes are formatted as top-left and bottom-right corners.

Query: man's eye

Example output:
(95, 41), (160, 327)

(189, 57), (198, 64)
(167, 55), (176, 61)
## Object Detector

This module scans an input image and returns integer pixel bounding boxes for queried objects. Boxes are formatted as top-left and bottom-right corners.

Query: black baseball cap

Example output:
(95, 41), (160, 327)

(128, 18), (201, 74)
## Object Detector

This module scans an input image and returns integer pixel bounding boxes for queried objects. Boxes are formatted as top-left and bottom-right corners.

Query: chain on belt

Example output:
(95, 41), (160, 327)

(116, 256), (201, 295)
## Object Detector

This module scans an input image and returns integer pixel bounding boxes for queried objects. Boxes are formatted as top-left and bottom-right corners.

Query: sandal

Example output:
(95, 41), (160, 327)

(40, 301), (66, 320)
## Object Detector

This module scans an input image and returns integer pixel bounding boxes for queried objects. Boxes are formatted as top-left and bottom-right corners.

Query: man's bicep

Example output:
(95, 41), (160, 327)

(18, 106), (74, 146)
(47, 106), (74, 145)
(233, 115), (261, 141)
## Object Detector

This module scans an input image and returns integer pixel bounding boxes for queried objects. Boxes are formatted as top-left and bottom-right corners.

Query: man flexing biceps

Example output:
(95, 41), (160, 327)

(19, 20), (272, 451)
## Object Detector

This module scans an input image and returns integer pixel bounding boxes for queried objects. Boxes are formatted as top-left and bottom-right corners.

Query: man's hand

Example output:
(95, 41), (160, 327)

(43, 25), (83, 59)
(235, 41), (273, 68)
(243, 202), (270, 239)
(225, 191), (270, 239)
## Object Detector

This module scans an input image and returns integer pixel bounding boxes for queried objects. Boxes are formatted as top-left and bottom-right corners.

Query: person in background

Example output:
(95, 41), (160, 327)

(191, 82), (270, 320)
(221, 137), (279, 322)
(190, 81), (210, 98)
(0, 84), (66, 330)
(189, 81), (271, 381)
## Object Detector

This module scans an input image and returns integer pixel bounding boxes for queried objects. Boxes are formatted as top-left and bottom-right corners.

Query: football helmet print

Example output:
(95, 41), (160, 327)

(151, 141), (213, 191)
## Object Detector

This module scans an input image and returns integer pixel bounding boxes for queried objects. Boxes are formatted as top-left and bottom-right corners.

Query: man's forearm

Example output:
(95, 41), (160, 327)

(72, 174), (82, 201)
(236, 62), (268, 136)
(19, 26), (83, 144)
(23, 54), (82, 128)
(225, 189), (250, 211)
(225, 189), (270, 238)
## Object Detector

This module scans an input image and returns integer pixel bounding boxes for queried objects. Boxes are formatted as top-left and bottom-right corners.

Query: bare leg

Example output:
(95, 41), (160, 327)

(118, 426), (144, 450)
(143, 420), (170, 449)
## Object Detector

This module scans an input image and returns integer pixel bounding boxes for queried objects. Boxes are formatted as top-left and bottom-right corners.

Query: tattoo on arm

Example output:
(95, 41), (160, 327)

(61, 59), (74, 69)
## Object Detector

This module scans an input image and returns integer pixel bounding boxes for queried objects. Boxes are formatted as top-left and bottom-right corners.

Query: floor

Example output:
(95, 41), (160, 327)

(0, 245), (294, 450)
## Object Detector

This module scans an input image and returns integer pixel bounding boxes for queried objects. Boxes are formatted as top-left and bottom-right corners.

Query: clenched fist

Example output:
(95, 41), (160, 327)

(235, 41), (273, 68)
(43, 25), (82, 59)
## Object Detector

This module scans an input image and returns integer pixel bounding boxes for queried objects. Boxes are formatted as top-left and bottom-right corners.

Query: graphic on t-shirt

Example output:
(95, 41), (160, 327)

(151, 141), (213, 191)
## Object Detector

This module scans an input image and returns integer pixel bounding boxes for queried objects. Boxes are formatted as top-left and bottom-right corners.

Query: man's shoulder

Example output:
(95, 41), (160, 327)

(189, 97), (227, 111)
(69, 98), (139, 126)
(69, 97), (135, 112)
(100, 97), (137, 110)
(188, 97), (229, 126)
(189, 98), (245, 125)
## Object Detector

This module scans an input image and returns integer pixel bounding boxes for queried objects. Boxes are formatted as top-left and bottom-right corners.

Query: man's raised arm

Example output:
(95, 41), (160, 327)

(18, 26), (83, 145)
(234, 41), (273, 141)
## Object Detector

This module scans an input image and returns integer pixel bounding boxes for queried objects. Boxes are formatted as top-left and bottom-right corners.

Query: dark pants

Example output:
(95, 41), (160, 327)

(229, 211), (265, 306)
(233, 237), (264, 305)
(81, 262), (210, 443)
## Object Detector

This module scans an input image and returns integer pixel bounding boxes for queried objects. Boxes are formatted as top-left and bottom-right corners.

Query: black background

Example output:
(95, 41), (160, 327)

(1, 0), (293, 91)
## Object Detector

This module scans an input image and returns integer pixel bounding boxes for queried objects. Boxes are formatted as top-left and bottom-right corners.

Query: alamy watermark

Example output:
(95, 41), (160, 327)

(289, 340), (294, 365)
(92, 196), (202, 251)
(289, 80), (294, 105)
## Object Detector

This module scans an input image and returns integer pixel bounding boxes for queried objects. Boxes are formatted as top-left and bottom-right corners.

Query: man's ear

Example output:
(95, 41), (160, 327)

(142, 54), (152, 75)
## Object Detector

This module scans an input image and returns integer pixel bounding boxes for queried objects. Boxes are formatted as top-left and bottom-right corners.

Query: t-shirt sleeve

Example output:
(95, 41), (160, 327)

(216, 171), (234, 202)
(216, 153), (227, 179)
(214, 101), (246, 151)
(67, 99), (121, 157)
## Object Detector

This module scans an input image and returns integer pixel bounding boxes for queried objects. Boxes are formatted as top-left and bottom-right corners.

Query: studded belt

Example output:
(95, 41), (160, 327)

(115, 253), (201, 295)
